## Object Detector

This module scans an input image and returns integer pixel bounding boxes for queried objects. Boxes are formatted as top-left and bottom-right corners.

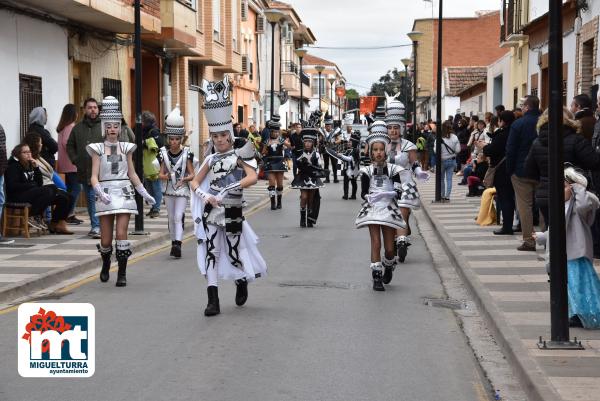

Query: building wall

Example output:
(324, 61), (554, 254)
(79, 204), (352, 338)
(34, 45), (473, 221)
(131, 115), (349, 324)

(414, 19), (433, 100)
(0, 10), (69, 152)
(581, 1), (600, 86)
(460, 84), (487, 117)
(508, 43), (530, 106)
(487, 53), (512, 111)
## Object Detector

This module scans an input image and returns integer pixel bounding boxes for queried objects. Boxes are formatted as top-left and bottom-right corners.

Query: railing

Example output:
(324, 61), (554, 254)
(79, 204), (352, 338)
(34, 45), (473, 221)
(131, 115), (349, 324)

(282, 61), (299, 74)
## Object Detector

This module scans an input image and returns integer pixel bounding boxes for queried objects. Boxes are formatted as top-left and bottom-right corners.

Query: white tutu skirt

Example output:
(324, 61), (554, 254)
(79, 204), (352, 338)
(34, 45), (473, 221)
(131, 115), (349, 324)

(196, 221), (267, 282)
(355, 199), (407, 230)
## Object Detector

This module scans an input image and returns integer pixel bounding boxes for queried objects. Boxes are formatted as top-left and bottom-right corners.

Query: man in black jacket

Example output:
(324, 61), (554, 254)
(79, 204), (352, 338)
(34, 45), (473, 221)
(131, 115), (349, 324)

(506, 96), (541, 251)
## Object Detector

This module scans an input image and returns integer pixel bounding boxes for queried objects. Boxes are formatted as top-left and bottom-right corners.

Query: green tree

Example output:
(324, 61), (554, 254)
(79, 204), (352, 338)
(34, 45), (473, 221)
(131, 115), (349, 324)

(368, 68), (405, 96)
(345, 88), (359, 99)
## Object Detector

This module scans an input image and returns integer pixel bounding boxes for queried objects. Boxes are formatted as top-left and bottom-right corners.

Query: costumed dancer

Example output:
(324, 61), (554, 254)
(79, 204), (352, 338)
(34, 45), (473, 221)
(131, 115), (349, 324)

(291, 111), (327, 227)
(157, 105), (195, 258)
(326, 113), (360, 200)
(262, 114), (290, 210)
(320, 113), (341, 183)
(190, 76), (267, 317)
(385, 92), (429, 266)
(88, 96), (156, 287)
(356, 120), (412, 291)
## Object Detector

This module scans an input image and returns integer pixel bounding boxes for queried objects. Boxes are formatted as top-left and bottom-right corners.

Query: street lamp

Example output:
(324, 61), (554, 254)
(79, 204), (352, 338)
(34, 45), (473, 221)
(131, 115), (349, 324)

(401, 57), (411, 124)
(407, 31), (422, 143)
(295, 47), (308, 121)
(132, 0), (146, 234)
(327, 75), (336, 114)
(264, 9), (284, 120)
(315, 65), (325, 113)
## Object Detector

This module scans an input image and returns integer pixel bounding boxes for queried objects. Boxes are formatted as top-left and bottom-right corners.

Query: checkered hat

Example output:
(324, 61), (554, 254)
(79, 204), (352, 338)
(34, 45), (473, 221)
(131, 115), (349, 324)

(323, 113), (334, 125)
(366, 120), (390, 147)
(99, 96), (123, 122)
(384, 91), (405, 126)
(200, 76), (233, 136)
(164, 104), (185, 137)
(267, 114), (281, 130)
(301, 110), (321, 143)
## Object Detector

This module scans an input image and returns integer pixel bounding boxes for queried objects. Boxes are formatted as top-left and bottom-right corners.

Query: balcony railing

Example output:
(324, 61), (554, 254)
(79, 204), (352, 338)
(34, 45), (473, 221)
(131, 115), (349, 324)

(283, 61), (299, 75)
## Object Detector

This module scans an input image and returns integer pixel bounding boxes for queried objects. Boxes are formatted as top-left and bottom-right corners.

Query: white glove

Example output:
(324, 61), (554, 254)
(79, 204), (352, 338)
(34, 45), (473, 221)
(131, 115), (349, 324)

(135, 184), (156, 206)
(195, 187), (219, 207)
(414, 166), (430, 182)
(93, 184), (112, 205)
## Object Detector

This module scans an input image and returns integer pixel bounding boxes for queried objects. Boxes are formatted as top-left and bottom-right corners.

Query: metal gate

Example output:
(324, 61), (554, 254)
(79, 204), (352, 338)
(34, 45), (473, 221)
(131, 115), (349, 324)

(102, 78), (122, 106)
(19, 74), (43, 140)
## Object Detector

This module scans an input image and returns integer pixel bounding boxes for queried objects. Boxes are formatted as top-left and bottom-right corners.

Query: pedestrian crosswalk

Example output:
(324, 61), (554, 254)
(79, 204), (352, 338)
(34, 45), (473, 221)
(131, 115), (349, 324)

(419, 177), (600, 401)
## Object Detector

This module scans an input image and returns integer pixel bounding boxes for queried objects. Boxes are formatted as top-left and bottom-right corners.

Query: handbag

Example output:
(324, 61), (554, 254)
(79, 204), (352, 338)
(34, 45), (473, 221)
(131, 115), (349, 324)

(482, 157), (505, 188)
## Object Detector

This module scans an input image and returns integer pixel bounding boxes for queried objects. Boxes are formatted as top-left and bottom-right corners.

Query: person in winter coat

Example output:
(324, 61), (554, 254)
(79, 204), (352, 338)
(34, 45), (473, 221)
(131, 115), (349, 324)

(482, 110), (516, 235)
(28, 107), (58, 168)
(5, 144), (70, 232)
(56, 104), (82, 225)
(525, 107), (600, 225)
(505, 95), (542, 251)
(570, 94), (596, 141)
(142, 111), (164, 218)
(0, 124), (14, 244)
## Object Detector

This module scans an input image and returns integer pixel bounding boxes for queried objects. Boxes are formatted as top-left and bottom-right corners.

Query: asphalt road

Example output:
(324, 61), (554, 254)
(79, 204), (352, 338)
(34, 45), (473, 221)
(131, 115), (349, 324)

(0, 182), (489, 401)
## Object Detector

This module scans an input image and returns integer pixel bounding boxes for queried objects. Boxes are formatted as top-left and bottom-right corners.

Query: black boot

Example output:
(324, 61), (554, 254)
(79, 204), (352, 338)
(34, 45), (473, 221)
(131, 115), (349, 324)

(96, 244), (112, 283)
(466, 186), (477, 197)
(268, 186), (276, 210)
(382, 257), (396, 284)
(276, 187), (283, 209)
(235, 278), (248, 306)
(371, 264), (385, 291)
(204, 286), (220, 316)
(170, 240), (182, 258)
(396, 236), (410, 263)
(349, 179), (357, 199)
(300, 208), (307, 227)
(307, 210), (314, 227)
(115, 240), (132, 287)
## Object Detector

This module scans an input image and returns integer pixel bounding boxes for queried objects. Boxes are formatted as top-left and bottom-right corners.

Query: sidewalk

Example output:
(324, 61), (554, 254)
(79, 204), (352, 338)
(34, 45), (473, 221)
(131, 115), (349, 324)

(419, 177), (600, 401)
(0, 180), (277, 306)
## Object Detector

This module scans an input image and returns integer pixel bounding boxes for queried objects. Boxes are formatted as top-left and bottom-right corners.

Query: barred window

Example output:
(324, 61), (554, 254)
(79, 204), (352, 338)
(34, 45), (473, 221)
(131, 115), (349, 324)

(19, 74), (43, 140)
(102, 78), (122, 107)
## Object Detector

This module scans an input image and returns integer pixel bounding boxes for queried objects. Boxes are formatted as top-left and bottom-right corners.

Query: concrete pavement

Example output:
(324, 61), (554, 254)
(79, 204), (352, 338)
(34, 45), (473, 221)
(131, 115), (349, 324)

(418, 177), (600, 401)
(0, 180), (490, 401)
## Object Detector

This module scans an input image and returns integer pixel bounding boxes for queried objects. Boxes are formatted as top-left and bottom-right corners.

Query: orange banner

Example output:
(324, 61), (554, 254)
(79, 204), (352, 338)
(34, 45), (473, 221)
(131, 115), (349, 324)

(359, 96), (378, 115)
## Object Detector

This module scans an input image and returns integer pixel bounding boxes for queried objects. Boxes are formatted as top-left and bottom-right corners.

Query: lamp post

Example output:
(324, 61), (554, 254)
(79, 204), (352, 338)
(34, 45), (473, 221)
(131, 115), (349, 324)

(401, 57), (411, 124)
(327, 76), (336, 115)
(264, 10), (284, 120)
(407, 31), (422, 152)
(315, 65), (325, 112)
(295, 47), (307, 121)
(132, 0), (145, 234)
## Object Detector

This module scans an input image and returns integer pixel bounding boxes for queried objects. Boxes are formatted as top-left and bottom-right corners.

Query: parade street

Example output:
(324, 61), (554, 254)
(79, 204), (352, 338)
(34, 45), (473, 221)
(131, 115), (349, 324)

(0, 183), (489, 401)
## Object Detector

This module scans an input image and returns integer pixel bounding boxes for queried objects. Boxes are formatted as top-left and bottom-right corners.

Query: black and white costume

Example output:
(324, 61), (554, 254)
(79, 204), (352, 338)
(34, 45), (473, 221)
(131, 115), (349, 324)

(326, 125), (361, 200)
(88, 96), (156, 287)
(191, 76), (266, 316)
(157, 105), (193, 258)
(320, 113), (341, 183)
(291, 111), (326, 227)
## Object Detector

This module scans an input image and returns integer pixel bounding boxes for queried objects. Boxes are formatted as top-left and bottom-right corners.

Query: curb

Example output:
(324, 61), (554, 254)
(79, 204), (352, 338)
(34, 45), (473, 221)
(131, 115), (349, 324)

(419, 200), (562, 401)
(0, 193), (273, 306)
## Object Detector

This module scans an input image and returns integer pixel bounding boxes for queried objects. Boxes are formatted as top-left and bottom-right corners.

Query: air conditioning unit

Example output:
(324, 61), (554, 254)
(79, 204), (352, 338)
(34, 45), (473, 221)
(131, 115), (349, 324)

(241, 55), (249, 74)
(241, 0), (248, 21)
(256, 15), (265, 33)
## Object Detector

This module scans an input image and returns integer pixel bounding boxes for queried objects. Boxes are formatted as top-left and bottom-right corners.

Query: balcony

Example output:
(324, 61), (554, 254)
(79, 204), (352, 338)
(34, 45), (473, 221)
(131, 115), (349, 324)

(16, 0), (161, 34)
(143, 0), (200, 55)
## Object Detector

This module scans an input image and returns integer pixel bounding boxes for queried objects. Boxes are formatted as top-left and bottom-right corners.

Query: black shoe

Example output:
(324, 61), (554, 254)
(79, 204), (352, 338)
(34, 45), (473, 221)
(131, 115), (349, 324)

(324, 178), (330, 183)
(372, 270), (385, 291)
(270, 196), (276, 210)
(204, 286), (220, 316)
(569, 315), (583, 327)
(300, 209), (307, 227)
(342, 195), (348, 200)
(333, 179), (339, 183)
(170, 241), (182, 258)
(493, 229), (514, 235)
(276, 195), (282, 209)
(148, 209), (160, 218)
(307, 211), (314, 228)
(397, 240), (408, 263)
(382, 262), (395, 284)
(66, 215), (83, 225)
(235, 278), (248, 306)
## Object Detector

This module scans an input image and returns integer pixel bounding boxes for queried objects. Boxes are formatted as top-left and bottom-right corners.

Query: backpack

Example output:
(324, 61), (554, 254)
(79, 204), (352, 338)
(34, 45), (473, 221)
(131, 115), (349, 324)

(416, 136), (426, 151)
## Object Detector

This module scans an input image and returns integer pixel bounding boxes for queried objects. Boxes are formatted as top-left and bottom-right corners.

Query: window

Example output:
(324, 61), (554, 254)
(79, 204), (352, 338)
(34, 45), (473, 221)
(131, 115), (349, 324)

(478, 95), (483, 113)
(189, 63), (201, 88)
(213, 0), (221, 42)
(19, 74), (43, 140)
(102, 78), (122, 106)
(311, 75), (324, 96)
(232, 0), (238, 51)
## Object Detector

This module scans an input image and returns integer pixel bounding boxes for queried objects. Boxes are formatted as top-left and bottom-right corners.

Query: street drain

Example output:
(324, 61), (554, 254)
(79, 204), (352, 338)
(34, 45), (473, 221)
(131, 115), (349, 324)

(423, 297), (466, 310)
(279, 280), (360, 290)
